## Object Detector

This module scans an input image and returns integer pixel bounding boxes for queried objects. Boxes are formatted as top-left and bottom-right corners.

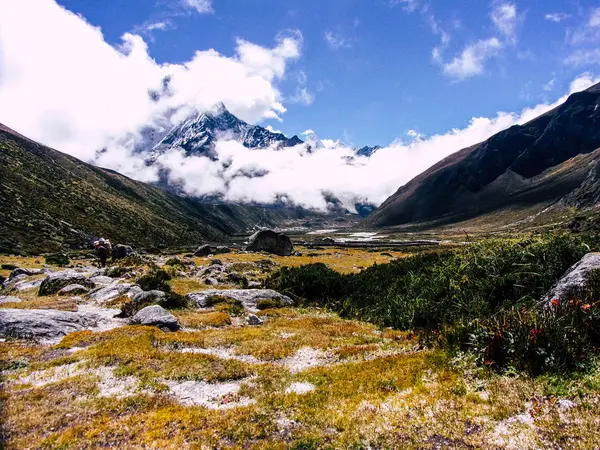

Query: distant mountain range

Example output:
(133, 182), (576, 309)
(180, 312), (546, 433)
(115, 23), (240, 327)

(367, 82), (600, 228)
(147, 103), (304, 161)
(143, 103), (379, 215)
(146, 103), (380, 160)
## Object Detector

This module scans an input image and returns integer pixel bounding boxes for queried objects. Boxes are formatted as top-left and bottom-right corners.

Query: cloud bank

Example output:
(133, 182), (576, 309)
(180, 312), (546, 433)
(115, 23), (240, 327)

(155, 73), (600, 212)
(0, 0), (301, 179)
(1, 0), (599, 213)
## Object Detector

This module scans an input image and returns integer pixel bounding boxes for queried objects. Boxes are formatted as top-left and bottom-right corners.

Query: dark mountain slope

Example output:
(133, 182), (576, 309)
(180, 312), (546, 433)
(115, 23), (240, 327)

(367, 83), (600, 228)
(0, 123), (309, 254)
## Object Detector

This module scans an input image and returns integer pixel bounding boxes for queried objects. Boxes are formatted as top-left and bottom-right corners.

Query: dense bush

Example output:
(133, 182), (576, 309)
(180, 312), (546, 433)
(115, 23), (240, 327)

(267, 234), (600, 373)
(44, 253), (70, 267)
(134, 269), (188, 311)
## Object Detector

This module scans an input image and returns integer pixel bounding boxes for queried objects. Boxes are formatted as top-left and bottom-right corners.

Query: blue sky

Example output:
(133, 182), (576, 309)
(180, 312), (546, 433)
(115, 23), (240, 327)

(55, 0), (600, 147)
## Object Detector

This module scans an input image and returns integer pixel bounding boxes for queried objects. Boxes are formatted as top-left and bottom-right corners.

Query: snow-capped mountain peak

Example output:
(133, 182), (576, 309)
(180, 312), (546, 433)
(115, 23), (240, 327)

(148, 103), (304, 160)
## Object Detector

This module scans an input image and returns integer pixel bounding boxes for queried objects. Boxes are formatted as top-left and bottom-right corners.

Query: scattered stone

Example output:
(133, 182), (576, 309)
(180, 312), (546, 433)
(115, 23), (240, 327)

(119, 290), (167, 317)
(210, 259), (223, 266)
(194, 245), (212, 257)
(247, 281), (261, 289)
(130, 305), (180, 331)
(105, 266), (131, 278)
(9, 268), (47, 279)
(111, 244), (135, 260)
(246, 314), (264, 326)
(13, 278), (44, 292)
(186, 289), (293, 312)
(44, 253), (70, 267)
(38, 271), (92, 296)
(543, 253), (600, 304)
(246, 230), (294, 256)
(227, 272), (248, 287)
(0, 308), (99, 341)
(204, 278), (219, 286)
(88, 275), (114, 287)
(58, 284), (89, 295)
(214, 246), (231, 254)
(0, 296), (21, 304)
(87, 281), (140, 304)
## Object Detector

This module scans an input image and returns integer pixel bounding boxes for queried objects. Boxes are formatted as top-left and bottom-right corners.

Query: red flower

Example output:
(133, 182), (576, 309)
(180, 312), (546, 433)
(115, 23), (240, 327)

(582, 304), (592, 311)
(530, 328), (543, 341)
(551, 299), (560, 307)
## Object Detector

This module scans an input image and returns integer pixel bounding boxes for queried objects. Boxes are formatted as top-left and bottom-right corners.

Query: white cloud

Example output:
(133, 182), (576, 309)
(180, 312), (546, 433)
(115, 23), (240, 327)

(491, 3), (518, 43)
(568, 7), (600, 45)
(289, 87), (314, 105)
(389, 0), (420, 13)
(543, 78), (556, 91)
(0, 0), (302, 179)
(545, 13), (570, 23)
(565, 49), (600, 67)
(145, 21), (170, 31)
(589, 8), (600, 27)
(324, 31), (351, 50)
(181, 0), (213, 14)
(301, 129), (316, 136)
(442, 38), (503, 80)
(153, 73), (600, 211)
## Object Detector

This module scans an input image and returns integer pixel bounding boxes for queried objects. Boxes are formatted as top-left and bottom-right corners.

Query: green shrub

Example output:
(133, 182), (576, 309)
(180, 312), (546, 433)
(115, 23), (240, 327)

(257, 298), (284, 310)
(268, 234), (600, 374)
(266, 263), (345, 302)
(45, 253), (70, 266)
(137, 269), (172, 292)
(205, 295), (245, 316)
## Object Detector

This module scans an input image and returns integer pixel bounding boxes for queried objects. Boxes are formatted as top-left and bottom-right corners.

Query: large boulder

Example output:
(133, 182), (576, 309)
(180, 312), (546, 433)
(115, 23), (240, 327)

(38, 271), (92, 296)
(214, 246), (232, 254)
(246, 230), (293, 256)
(130, 305), (180, 331)
(0, 308), (98, 341)
(9, 268), (49, 279)
(194, 245), (212, 257)
(111, 244), (135, 260)
(186, 289), (293, 312)
(543, 253), (600, 304)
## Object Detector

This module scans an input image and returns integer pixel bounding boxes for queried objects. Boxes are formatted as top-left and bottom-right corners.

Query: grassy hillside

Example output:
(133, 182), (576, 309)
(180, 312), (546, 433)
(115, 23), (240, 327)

(0, 124), (310, 254)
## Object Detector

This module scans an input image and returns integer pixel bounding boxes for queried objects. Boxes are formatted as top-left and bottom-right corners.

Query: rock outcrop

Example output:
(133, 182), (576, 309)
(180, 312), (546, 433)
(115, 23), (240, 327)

(111, 244), (135, 260)
(38, 271), (92, 296)
(130, 305), (180, 331)
(246, 230), (293, 256)
(543, 253), (600, 304)
(194, 245), (212, 257)
(0, 308), (98, 340)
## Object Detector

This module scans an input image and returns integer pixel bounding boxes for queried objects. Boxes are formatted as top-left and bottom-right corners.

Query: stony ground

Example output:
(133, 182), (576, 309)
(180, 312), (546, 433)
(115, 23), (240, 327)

(1, 249), (600, 449)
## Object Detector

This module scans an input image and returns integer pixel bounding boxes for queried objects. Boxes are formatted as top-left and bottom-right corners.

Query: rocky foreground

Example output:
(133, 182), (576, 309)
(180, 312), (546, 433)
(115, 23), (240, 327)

(1, 250), (600, 449)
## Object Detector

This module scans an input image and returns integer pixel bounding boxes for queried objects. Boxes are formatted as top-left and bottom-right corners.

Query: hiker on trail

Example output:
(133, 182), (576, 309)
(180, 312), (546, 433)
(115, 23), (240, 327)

(94, 238), (112, 268)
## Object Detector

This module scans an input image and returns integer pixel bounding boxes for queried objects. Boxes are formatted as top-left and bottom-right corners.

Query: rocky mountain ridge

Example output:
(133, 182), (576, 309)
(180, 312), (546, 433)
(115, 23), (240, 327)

(367, 82), (600, 228)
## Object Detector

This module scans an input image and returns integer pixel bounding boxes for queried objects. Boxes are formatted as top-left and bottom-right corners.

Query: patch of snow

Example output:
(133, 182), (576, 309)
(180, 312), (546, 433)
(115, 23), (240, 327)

(279, 347), (334, 373)
(180, 347), (262, 364)
(166, 379), (255, 409)
(285, 382), (315, 394)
